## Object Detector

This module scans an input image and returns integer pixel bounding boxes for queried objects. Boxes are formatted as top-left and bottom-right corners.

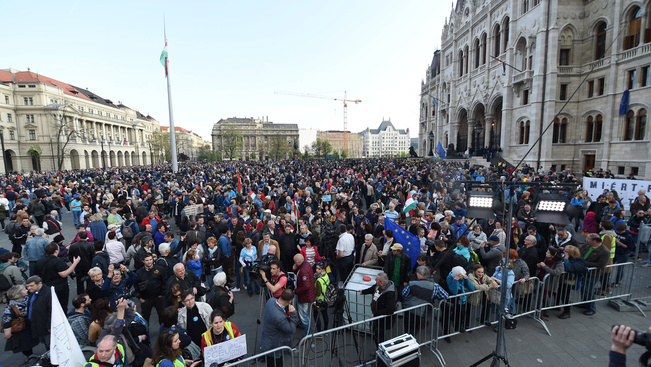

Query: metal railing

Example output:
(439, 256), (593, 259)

(297, 302), (438, 367)
(534, 262), (643, 334)
(227, 346), (295, 367)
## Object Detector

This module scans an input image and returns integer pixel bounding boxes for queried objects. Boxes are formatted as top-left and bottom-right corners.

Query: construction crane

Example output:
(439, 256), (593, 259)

(275, 90), (361, 153)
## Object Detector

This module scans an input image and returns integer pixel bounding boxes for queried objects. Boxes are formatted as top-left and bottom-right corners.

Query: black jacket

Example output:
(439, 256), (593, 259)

(92, 252), (111, 276)
(384, 252), (411, 287)
(519, 246), (540, 279)
(69, 240), (95, 274)
(28, 285), (52, 337)
(206, 285), (234, 319)
(166, 271), (205, 297)
(135, 265), (166, 299)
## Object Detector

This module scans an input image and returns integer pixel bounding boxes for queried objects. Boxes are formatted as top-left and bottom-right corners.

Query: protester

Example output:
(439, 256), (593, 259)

(68, 293), (93, 347)
(200, 310), (242, 363)
(206, 272), (235, 320)
(177, 290), (213, 348)
(2, 284), (38, 357)
(360, 272), (396, 346)
(25, 275), (52, 348)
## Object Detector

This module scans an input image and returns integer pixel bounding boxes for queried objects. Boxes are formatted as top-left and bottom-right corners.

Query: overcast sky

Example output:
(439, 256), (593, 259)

(4, 0), (445, 141)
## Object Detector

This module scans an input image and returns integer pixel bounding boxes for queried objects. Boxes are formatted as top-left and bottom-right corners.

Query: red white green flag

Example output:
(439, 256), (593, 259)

(403, 193), (417, 216)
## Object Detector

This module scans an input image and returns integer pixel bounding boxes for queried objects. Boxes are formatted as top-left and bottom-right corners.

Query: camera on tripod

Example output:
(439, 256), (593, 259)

(250, 255), (274, 281)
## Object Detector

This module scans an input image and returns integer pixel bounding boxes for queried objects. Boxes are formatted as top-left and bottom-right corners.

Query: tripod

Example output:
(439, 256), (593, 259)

(253, 281), (271, 361)
(329, 291), (362, 366)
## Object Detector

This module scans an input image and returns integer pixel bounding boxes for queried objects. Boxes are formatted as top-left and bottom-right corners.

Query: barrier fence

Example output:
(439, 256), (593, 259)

(297, 302), (439, 367)
(228, 346), (295, 367)
(535, 262), (643, 334)
(232, 263), (641, 366)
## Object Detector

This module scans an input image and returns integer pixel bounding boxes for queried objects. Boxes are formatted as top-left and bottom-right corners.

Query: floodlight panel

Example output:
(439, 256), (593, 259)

(537, 200), (566, 212)
(469, 196), (493, 208)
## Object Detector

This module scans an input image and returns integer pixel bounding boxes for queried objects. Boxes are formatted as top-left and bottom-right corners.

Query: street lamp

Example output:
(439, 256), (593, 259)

(490, 121), (495, 148)
(100, 134), (106, 169)
(148, 142), (153, 169)
(474, 121), (483, 156)
(428, 131), (434, 157)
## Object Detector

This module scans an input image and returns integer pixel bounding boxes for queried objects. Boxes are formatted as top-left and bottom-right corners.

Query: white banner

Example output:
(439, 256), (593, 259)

(49, 286), (87, 367)
(583, 177), (651, 211)
(204, 334), (247, 366)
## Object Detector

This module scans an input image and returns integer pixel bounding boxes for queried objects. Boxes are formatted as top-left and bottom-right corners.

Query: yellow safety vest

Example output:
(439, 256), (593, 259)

(84, 343), (126, 367)
(601, 233), (616, 259)
(156, 357), (184, 367)
(201, 322), (235, 348)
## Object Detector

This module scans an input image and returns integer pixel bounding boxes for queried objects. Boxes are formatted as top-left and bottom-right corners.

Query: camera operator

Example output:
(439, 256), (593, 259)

(260, 259), (287, 299)
(101, 263), (138, 310)
(610, 325), (651, 367)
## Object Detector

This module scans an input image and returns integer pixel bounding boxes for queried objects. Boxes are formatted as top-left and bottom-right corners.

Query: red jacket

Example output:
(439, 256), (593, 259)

(294, 260), (315, 303)
(300, 246), (322, 265)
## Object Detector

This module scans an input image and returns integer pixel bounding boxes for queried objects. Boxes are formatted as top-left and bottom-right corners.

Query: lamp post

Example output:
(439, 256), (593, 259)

(490, 121), (495, 148)
(148, 142), (153, 169)
(428, 131), (434, 157)
(100, 134), (106, 169)
(0, 130), (7, 175)
(474, 121), (483, 156)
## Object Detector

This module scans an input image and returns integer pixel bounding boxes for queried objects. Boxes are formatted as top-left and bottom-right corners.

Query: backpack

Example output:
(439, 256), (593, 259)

(323, 282), (338, 308)
(280, 273), (295, 290)
(122, 223), (134, 239)
(0, 270), (14, 292)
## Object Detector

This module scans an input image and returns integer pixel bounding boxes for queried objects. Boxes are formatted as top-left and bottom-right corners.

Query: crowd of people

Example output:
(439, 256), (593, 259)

(0, 158), (648, 366)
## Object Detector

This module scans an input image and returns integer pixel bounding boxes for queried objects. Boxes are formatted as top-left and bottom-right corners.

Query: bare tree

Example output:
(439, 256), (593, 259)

(47, 104), (81, 171)
(222, 125), (243, 160)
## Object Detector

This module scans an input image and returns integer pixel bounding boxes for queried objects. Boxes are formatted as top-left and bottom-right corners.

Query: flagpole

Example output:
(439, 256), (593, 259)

(164, 21), (179, 173)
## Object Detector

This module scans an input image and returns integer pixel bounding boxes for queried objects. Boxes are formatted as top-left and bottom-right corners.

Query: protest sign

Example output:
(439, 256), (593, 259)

(583, 177), (651, 211)
(50, 286), (87, 367)
(204, 334), (247, 366)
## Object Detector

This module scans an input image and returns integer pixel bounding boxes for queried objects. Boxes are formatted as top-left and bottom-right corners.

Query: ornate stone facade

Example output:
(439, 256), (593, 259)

(0, 68), (161, 172)
(420, 0), (651, 177)
(211, 117), (299, 160)
(361, 120), (411, 158)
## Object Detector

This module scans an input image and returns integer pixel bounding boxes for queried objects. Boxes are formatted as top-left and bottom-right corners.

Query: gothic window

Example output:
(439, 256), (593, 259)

(474, 39), (481, 68)
(624, 7), (642, 50)
(595, 22), (607, 59)
(494, 25), (501, 55)
(553, 118), (567, 143)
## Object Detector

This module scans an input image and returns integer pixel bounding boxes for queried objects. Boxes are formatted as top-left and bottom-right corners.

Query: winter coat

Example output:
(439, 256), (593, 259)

(177, 301), (212, 330)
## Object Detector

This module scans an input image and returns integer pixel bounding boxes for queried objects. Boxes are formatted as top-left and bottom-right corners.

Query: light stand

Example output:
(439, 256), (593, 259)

(469, 182), (514, 367)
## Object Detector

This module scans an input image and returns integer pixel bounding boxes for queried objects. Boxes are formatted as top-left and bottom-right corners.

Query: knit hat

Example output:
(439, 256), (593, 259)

(488, 235), (500, 242)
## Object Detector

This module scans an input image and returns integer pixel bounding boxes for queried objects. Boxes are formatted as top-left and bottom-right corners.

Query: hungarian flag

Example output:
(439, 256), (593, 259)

(248, 190), (256, 201)
(292, 199), (301, 220)
(492, 56), (506, 75)
(160, 40), (169, 76)
(403, 193), (417, 216)
(237, 173), (242, 194)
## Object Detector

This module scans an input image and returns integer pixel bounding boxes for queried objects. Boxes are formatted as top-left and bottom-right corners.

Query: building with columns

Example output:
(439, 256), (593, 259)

(211, 117), (299, 160)
(160, 126), (207, 161)
(361, 120), (411, 158)
(419, 0), (651, 177)
(0, 68), (161, 172)
(316, 130), (363, 158)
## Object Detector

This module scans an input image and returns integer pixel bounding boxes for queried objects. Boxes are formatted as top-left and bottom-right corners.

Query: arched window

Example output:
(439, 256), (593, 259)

(625, 7), (642, 50)
(553, 118), (568, 143)
(459, 50), (464, 76)
(624, 110), (635, 140)
(504, 17), (510, 48)
(494, 25), (501, 55)
(586, 116), (594, 142)
(475, 39), (481, 68)
(522, 0), (529, 14)
(636, 109), (647, 140)
(594, 115), (603, 142)
(595, 22), (607, 60)
(464, 45), (469, 75)
(519, 120), (531, 144)
(481, 33), (487, 65)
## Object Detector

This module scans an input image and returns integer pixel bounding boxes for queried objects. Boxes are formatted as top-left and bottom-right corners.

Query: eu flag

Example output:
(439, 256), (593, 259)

(619, 90), (630, 116)
(384, 219), (419, 269)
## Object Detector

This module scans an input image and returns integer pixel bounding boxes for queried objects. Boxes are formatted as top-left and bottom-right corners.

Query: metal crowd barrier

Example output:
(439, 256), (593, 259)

(297, 302), (439, 367)
(227, 346), (295, 367)
(534, 262), (642, 335)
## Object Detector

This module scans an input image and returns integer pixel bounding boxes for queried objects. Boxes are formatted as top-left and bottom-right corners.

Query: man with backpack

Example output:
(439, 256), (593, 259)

(259, 259), (288, 299)
(0, 252), (25, 299)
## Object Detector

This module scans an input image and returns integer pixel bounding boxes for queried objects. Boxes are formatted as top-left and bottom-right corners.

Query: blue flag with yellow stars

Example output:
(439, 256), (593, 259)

(384, 219), (419, 270)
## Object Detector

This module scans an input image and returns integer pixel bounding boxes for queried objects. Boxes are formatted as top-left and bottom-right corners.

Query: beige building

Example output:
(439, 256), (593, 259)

(361, 120), (411, 158)
(160, 126), (207, 160)
(316, 130), (362, 158)
(419, 0), (651, 177)
(0, 68), (161, 172)
(211, 117), (299, 160)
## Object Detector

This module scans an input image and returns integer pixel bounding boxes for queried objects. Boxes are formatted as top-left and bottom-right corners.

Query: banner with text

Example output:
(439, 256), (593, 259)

(583, 177), (651, 211)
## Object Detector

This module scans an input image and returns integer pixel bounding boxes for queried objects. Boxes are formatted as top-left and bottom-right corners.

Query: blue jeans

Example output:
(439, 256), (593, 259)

(242, 267), (260, 295)
(296, 300), (312, 337)
(582, 274), (598, 312)
(72, 210), (81, 226)
(235, 260), (242, 288)
(613, 254), (629, 284)
(647, 242), (651, 265)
